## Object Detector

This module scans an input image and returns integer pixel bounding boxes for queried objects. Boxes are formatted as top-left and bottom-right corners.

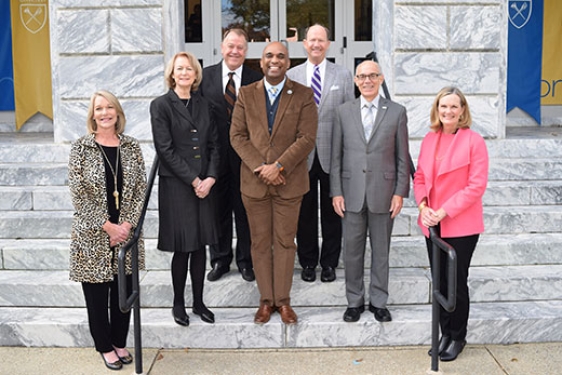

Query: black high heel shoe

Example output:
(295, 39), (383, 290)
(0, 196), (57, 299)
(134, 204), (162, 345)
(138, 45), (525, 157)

(172, 306), (190, 326)
(100, 352), (122, 371)
(193, 305), (215, 324)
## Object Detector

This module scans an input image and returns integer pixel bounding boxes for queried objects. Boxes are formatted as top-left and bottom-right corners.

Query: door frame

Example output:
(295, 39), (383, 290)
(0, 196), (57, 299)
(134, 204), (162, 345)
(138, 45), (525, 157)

(183, 0), (374, 73)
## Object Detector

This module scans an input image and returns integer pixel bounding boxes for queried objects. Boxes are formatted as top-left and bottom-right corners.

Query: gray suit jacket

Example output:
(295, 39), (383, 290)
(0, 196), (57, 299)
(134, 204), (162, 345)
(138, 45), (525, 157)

(330, 96), (410, 213)
(287, 61), (354, 172)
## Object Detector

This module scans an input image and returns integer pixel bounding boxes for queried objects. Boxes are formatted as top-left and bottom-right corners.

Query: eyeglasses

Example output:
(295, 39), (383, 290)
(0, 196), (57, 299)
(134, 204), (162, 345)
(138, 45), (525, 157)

(355, 73), (381, 82)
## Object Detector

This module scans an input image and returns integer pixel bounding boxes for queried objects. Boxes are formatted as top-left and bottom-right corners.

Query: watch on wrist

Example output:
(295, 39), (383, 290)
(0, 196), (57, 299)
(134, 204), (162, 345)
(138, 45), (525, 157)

(275, 161), (284, 172)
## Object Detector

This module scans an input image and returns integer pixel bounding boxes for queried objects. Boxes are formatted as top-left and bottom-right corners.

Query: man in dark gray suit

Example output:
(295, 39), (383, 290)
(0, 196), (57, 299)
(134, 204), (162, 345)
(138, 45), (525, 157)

(331, 60), (410, 323)
(287, 24), (354, 283)
(199, 28), (263, 282)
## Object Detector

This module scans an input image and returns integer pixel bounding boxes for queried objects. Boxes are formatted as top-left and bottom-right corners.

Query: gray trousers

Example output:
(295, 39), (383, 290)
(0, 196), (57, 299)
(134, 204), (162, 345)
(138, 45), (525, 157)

(342, 207), (393, 308)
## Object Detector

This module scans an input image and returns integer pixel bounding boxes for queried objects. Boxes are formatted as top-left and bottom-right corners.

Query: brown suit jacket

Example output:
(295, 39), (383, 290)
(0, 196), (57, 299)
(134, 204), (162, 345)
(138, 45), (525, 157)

(230, 78), (318, 199)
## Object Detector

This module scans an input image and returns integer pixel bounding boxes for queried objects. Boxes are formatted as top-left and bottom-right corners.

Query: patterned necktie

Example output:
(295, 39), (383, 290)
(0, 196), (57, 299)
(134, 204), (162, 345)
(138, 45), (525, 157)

(225, 72), (236, 118)
(363, 103), (374, 139)
(311, 65), (321, 106)
(269, 86), (278, 104)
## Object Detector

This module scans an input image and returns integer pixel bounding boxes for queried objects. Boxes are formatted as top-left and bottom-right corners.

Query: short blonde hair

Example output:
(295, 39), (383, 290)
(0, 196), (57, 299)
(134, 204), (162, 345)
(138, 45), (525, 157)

(430, 86), (472, 132)
(86, 90), (126, 135)
(164, 52), (203, 91)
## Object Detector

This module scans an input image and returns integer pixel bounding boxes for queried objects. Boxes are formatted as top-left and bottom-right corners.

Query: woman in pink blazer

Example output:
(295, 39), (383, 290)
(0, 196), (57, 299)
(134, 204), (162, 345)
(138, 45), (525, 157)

(414, 86), (488, 362)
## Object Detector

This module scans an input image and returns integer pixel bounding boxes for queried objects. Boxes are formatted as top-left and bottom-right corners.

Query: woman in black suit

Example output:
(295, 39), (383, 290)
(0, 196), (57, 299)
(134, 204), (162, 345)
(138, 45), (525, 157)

(150, 51), (220, 326)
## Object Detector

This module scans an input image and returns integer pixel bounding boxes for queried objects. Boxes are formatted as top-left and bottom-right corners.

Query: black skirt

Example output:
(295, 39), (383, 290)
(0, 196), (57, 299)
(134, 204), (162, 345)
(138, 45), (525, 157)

(157, 176), (218, 253)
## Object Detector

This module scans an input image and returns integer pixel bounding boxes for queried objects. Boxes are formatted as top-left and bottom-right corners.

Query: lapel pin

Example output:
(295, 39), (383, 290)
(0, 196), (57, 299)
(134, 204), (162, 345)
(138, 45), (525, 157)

(382, 106), (387, 109)
(287, 90), (293, 95)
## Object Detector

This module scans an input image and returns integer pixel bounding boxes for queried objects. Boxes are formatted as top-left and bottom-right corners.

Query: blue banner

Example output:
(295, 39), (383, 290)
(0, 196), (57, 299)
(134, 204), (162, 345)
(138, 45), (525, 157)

(507, 0), (544, 124)
(0, 0), (15, 111)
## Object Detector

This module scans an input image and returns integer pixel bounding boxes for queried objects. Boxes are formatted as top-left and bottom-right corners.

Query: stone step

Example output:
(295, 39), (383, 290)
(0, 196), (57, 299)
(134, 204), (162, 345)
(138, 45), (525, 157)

(0, 210), (159, 239)
(1, 300), (561, 347)
(1, 265), (561, 308)
(2, 205), (562, 239)
(2, 233), (562, 271)
(407, 137), (562, 160)
(488, 159), (562, 181)
(0, 186), (159, 211)
(1, 158), (561, 187)
(0, 140), (156, 164)
(2, 179), (561, 211)
(0, 143), (70, 163)
(2, 136), (561, 164)
(0, 163), (69, 186)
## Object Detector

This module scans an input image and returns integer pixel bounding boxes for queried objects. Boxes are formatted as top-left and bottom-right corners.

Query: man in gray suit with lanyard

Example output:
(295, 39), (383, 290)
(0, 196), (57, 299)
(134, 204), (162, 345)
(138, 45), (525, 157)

(287, 24), (354, 283)
(331, 60), (410, 323)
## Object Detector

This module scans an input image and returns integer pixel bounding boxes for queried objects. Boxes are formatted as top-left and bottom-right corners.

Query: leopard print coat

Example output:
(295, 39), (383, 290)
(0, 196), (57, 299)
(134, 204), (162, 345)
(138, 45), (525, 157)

(68, 133), (147, 283)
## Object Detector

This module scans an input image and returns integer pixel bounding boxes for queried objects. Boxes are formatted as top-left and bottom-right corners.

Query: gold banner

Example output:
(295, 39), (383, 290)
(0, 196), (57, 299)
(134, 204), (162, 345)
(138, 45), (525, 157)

(541, 0), (562, 105)
(10, 0), (53, 130)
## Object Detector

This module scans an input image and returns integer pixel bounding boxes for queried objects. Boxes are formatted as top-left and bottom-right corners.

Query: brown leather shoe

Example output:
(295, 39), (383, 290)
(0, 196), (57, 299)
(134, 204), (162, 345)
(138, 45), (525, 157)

(278, 305), (298, 324)
(254, 304), (274, 324)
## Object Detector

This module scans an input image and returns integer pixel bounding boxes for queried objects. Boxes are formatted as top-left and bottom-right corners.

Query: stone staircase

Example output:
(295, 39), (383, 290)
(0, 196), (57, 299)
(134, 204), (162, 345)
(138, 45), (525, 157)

(1, 131), (562, 349)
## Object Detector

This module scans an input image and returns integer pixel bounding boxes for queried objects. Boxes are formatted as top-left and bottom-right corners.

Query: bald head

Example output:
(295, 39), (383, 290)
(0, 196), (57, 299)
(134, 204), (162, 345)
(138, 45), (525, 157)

(260, 42), (290, 85)
(354, 60), (384, 101)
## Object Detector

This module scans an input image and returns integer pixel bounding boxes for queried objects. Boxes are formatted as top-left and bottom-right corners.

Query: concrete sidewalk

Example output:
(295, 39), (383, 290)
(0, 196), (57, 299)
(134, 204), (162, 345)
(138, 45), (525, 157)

(1, 343), (561, 375)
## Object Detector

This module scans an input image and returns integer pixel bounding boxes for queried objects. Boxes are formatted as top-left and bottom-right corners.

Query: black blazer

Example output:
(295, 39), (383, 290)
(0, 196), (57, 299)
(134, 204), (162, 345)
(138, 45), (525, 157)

(199, 63), (262, 173)
(150, 89), (220, 186)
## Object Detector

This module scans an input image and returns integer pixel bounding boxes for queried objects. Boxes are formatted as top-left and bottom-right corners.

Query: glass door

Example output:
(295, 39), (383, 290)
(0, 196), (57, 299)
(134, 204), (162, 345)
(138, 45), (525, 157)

(184, 0), (373, 74)
(344, 0), (374, 70)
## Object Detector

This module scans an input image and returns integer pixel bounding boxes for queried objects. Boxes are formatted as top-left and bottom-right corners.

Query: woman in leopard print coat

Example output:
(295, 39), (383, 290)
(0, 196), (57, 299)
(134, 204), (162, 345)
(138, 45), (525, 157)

(68, 90), (147, 370)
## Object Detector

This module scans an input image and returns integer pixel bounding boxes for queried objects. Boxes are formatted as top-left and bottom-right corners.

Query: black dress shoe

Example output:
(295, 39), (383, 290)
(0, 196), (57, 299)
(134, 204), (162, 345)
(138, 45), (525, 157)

(301, 267), (316, 282)
(172, 307), (190, 326)
(440, 339), (466, 361)
(100, 352), (122, 371)
(343, 305), (365, 322)
(320, 267), (336, 282)
(428, 335), (451, 356)
(193, 305), (215, 324)
(115, 349), (133, 365)
(240, 268), (255, 282)
(369, 304), (392, 322)
(207, 264), (230, 281)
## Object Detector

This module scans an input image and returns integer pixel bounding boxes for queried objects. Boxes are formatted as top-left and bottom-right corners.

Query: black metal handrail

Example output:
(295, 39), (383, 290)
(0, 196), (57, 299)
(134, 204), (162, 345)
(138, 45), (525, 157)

(118, 154), (159, 375)
(428, 226), (457, 372)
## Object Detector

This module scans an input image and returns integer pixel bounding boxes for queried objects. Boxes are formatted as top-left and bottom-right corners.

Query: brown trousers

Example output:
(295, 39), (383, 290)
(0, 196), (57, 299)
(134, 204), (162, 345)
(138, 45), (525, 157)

(242, 190), (302, 307)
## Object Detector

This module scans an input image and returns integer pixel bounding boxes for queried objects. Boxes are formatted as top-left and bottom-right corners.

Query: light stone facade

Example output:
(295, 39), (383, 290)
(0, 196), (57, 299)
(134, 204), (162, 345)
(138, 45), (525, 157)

(48, 0), (508, 143)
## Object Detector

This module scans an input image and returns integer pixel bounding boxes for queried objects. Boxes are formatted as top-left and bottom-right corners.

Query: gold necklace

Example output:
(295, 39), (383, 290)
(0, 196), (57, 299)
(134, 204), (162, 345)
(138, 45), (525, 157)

(97, 142), (121, 209)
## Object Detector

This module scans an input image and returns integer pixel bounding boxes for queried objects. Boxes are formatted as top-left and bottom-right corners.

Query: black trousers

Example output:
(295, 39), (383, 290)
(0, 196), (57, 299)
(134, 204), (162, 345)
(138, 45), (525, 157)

(209, 147), (252, 270)
(82, 274), (132, 353)
(296, 152), (342, 269)
(425, 227), (479, 341)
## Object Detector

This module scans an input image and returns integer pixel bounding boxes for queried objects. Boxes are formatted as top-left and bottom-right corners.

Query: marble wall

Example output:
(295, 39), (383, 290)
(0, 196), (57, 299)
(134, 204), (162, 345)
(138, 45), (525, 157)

(49, 0), (507, 143)
(388, 0), (505, 139)
(49, 0), (182, 143)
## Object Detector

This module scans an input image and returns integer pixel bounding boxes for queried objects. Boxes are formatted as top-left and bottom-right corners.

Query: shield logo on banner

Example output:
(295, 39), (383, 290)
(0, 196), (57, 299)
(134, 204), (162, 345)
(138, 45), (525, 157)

(20, 4), (47, 34)
(509, 1), (533, 29)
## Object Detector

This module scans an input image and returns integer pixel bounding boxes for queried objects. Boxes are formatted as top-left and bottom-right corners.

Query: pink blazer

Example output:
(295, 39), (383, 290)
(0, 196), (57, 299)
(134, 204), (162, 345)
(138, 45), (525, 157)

(414, 128), (488, 238)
